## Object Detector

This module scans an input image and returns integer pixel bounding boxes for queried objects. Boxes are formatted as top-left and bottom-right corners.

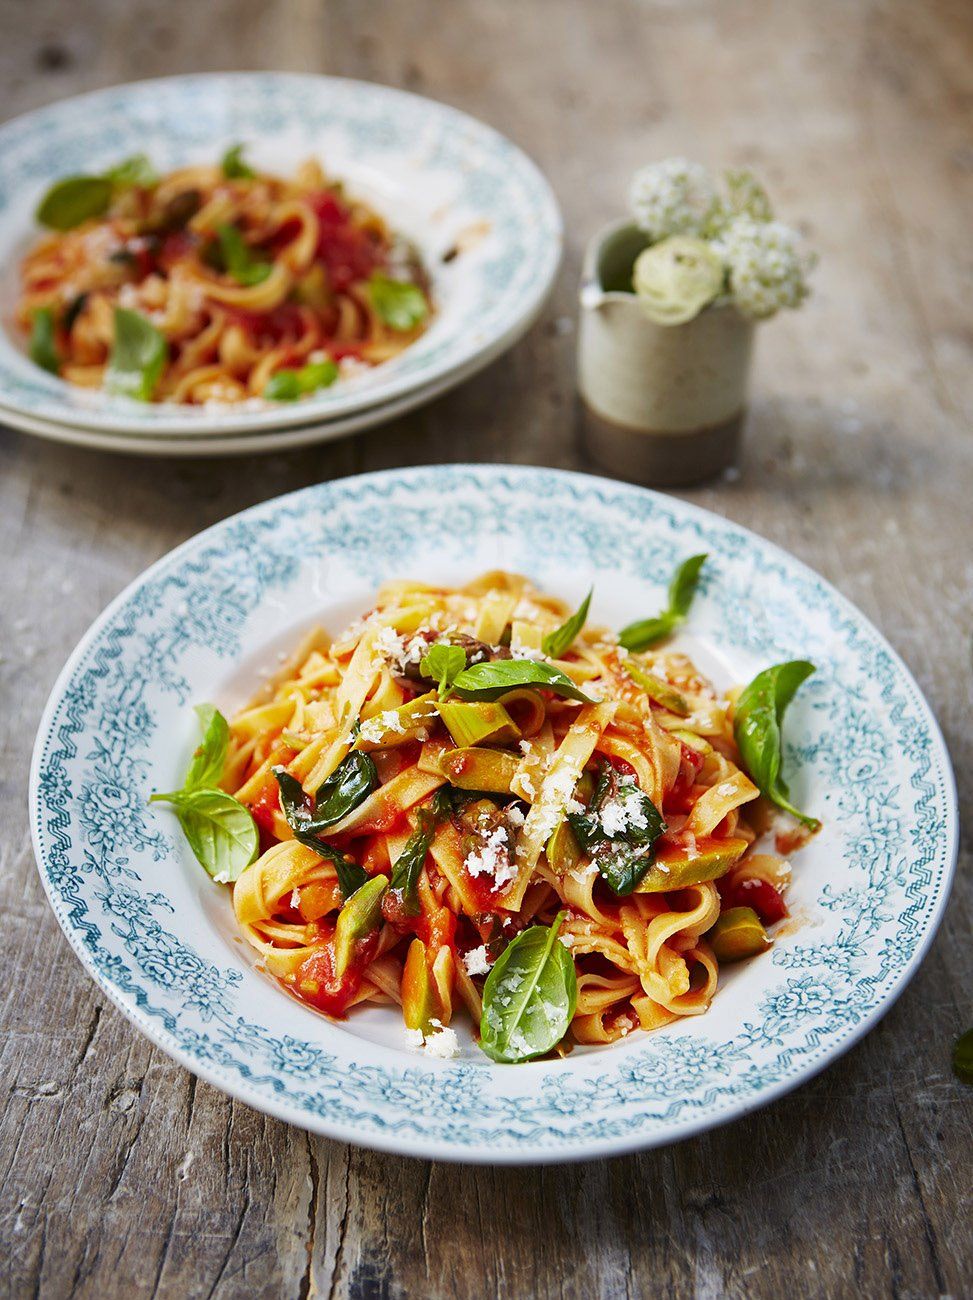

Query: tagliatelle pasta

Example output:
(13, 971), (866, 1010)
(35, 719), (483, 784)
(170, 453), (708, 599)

(17, 149), (431, 405)
(205, 572), (813, 1061)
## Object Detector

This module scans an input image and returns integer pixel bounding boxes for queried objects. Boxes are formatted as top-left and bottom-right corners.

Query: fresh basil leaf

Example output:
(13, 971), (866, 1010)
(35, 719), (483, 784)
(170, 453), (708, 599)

(480, 912), (577, 1063)
(733, 660), (819, 829)
(264, 358), (339, 401)
(452, 659), (593, 704)
(105, 308), (167, 401)
(29, 307), (60, 374)
(275, 751), (377, 840)
(298, 359), (339, 391)
(104, 153), (158, 189)
(668, 553), (708, 618)
(387, 809), (436, 917)
(221, 143), (256, 179)
(314, 750), (378, 824)
(618, 553), (708, 651)
(567, 762), (666, 895)
(542, 588), (592, 660)
(272, 766), (311, 828)
(183, 703), (229, 792)
(420, 643), (466, 697)
(36, 175), (113, 231)
(150, 788), (258, 883)
(215, 223), (272, 286)
(618, 613), (675, 650)
(368, 273), (428, 332)
(272, 767), (368, 898)
(953, 1029), (973, 1085)
(263, 371), (302, 402)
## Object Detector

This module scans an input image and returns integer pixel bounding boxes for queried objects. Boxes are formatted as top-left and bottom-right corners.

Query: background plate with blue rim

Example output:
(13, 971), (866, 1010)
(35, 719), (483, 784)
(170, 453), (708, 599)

(0, 74), (562, 439)
(29, 466), (957, 1163)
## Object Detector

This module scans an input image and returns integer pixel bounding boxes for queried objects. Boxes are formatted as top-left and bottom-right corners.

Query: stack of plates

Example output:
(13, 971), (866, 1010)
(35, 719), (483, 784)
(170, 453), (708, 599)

(0, 74), (562, 456)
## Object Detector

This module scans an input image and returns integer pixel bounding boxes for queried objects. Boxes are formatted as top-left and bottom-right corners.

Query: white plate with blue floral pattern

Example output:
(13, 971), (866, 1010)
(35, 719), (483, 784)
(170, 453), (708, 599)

(29, 466), (957, 1163)
(0, 74), (561, 438)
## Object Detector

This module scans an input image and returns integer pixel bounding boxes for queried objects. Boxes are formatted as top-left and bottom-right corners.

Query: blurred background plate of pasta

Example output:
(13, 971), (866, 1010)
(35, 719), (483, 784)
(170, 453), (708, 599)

(28, 465), (957, 1163)
(0, 73), (562, 444)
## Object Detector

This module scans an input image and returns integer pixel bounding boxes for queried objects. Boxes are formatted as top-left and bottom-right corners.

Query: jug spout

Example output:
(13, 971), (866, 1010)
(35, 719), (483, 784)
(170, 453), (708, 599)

(579, 281), (607, 312)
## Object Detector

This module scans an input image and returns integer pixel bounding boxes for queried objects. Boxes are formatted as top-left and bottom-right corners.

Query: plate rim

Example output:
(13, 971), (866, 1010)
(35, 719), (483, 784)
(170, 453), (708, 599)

(0, 71), (563, 435)
(28, 464), (959, 1163)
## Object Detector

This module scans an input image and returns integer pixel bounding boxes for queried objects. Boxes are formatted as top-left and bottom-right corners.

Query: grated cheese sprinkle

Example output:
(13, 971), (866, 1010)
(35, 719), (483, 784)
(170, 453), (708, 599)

(462, 945), (492, 977)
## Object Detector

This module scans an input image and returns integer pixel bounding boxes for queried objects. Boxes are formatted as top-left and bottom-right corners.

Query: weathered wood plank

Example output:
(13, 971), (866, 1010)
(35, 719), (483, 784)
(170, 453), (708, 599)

(1, 0), (970, 1296)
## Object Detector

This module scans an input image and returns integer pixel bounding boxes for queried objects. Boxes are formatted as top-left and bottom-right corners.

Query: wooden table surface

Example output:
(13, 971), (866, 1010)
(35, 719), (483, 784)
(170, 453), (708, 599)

(2, 1), (971, 1296)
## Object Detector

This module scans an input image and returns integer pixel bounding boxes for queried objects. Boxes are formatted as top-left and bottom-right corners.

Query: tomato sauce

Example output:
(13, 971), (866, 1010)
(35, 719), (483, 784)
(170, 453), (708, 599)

(249, 778), (281, 851)
(463, 871), (507, 915)
(719, 877), (788, 925)
(290, 924), (381, 1018)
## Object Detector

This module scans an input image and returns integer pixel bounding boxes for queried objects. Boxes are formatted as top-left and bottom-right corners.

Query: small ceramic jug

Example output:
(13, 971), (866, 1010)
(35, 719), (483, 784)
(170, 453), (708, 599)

(577, 219), (754, 486)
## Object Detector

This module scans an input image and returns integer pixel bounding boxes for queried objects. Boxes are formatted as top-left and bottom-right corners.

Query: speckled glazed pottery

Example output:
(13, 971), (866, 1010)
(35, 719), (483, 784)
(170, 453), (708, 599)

(578, 219), (755, 486)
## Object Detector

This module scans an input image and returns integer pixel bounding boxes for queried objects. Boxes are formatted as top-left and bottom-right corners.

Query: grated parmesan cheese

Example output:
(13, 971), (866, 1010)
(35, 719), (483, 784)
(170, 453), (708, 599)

(462, 945), (492, 976)
(358, 709), (407, 743)
(509, 642), (548, 662)
(423, 1020), (460, 1059)
(464, 824), (517, 889)
(531, 758), (584, 842)
(599, 789), (650, 837)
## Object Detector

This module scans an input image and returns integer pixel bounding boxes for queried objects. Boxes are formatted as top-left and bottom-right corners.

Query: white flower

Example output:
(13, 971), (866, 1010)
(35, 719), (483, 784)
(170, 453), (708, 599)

(713, 216), (814, 319)
(629, 158), (718, 241)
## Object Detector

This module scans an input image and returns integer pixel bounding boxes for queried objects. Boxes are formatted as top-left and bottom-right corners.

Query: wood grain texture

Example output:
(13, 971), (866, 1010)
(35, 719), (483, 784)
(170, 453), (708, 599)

(1, 0), (971, 1296)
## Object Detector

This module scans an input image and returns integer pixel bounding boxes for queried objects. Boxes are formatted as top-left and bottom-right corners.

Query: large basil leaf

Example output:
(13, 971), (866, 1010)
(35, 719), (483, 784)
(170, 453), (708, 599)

(105, 308), (167, 401)
(29, 307), (60, 374)
(567, 762), (666, 895)
(150, 788), (258, 883)
(618, 553), (707, 651)
(183, 703), (229, 791)
(35, 175), (113, 230)
(264, 359), (338, 401)
(479, 912), (577, 1063)
(452, 659), (593, 704)
(733, 660), (819, 828)
(542, 588), (592, 659)
(35, 154), (159, 231)
(368, 274), (428, 331)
